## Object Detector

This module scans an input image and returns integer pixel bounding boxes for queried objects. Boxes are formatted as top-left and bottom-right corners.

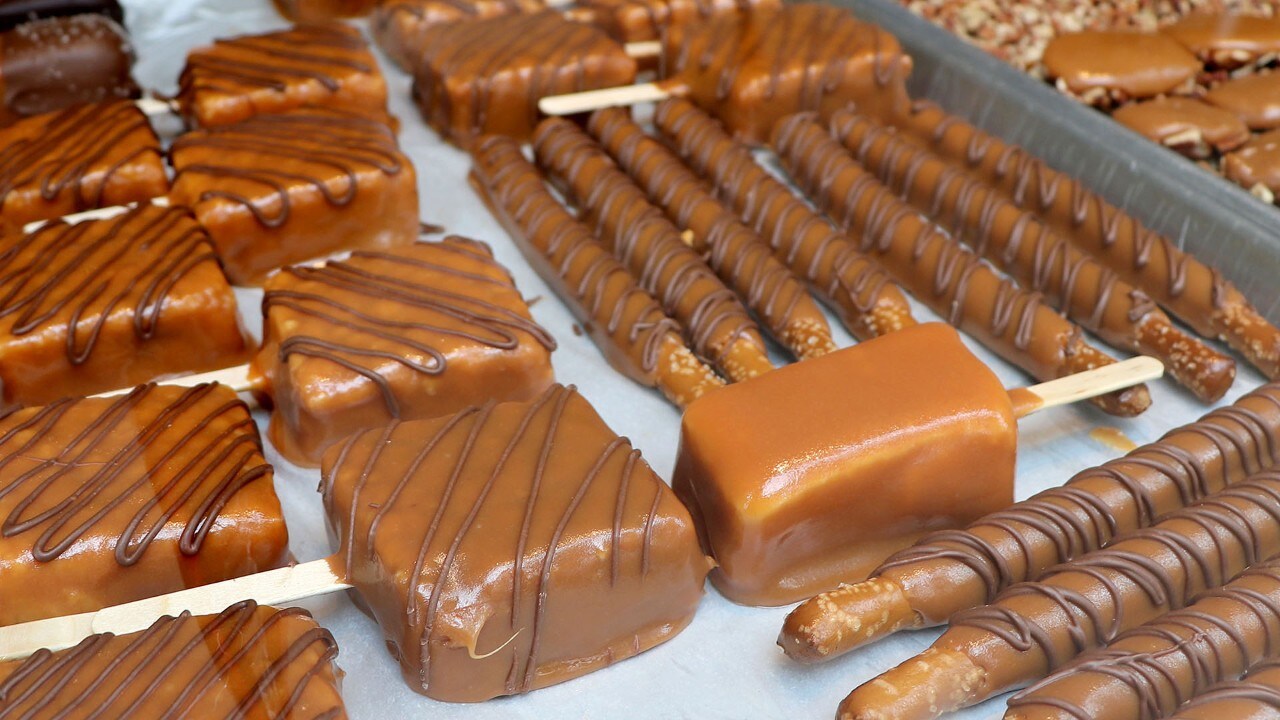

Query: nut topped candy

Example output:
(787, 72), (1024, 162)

(168, 106), (419, 285)
(673, 323), (1017, 606)
(322, 384), (711, 701)
(177, 23), (388, 128)
(1042, 30), (1201, 107)
(1224, 128), (1280, 202)
(1205, 71), (1280, 130)
(251, 236), (557, 466)
(1164, 12), (1280, 70)
(0, 204), (249, 409)
(0, 383), (288, 626)
(1112, 96), (1251, 157)
(0, 100), (166, 226)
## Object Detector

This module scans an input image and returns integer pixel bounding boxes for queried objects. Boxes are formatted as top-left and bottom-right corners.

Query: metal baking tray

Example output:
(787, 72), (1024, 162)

(840, 0), (1280, 323)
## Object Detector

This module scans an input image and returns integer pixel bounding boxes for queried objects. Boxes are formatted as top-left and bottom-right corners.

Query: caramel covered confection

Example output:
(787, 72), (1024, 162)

(322, 384), (710, 702)
(660, 2), (910, 143)
(169, 107), (418, 286)
(1164, 12), (1280, 70)
(675, 323), (1016, 606)
(177, 23), (388, 129)
(839, 468), (1280, 720)
(1112, 96), (1251, 157)
(0, 204), (249, 409)
(586, 108), (837, 361)
(1041, 31), (1200, 107)
(779, 381), (1280, 664)
(0, 14), (138, 124)
(773, 112), (1150, 417)
(534, 117), (773, 383)
(413, 12), (636, 147)
(252, 236), (555, 467)
(372, 0), (545, 70)
(0, 101), (166, 227)
(1224, 128), (1280, 201)
(470, 134), (724, 408)
(0, 383), (288, 626)
(1006, 553), (1280, 720)
(1205, 71), (1280, 130)
(0, 0), (124, 31)
(652, 98), (916, 340)
(830, 108), (1237, 402)
(0, 601), (346, 718)
(273, 0), (377, 20)
(579, 0), (778, 43)
(899, 99), (1280, 379)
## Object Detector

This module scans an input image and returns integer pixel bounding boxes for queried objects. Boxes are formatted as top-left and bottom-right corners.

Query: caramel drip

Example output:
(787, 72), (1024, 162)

(830, 108), (1236, 402)
(170, 109), (403, 229)
(901, 99), (1280, 379)
(0, 205), (218, 366)
(0, 601), (344, 719)
(876, 382), (1280, 611)
(773, 112), (1147, 416)
(1007, 558), (1280, 720)
(586, 108), (835, 360)
(0, 101), (160, 211)
(651, 98), (913, 339)
(264, 239), (556, 418)
(327, 385), (662, 696)
(470, 135), (681, 382)
(533, 117), (768, 381)
(178, 24), (371, 98)
(0, 383), (271, 566)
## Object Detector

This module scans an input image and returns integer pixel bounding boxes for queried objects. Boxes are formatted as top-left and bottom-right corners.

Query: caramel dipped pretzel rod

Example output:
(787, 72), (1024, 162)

(585, 107), (836, 361)
(772, 113), (1150, 417)
(1006, 556), (1280, 720)
(532, 117), (773, 382)
(652, 98), (914, 340)
(839, 468), (1280, 720)
(780, 381), (1280, 664)
(1171, 657), (1280, 720)
(829, 109), (1238, 403)
(898, 100), (1280, 379)
(469, 134), (724, 407)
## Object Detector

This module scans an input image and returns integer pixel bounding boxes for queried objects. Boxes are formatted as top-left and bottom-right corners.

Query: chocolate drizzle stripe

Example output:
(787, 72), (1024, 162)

(179, 24), (372, 100)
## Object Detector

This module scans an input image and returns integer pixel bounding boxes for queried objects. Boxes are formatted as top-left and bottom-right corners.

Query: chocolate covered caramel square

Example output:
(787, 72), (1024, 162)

(0, 204), (249, 407)
(169, 106), (419, 285)
(373, 0), (546, 70)
(252, 236), (557, 466)
(321, 384), (710, 701)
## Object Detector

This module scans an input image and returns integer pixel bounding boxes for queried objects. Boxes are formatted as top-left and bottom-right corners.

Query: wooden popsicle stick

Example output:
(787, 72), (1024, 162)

(539, 82), (673, 116)
(0, 559), (349, 662)
(1011, 355), (1165, 419)
(90, 364), (258, 399)
(623, 40), (661, 58)
(21, 197), (171, 235)
(135, 96), (179, 118)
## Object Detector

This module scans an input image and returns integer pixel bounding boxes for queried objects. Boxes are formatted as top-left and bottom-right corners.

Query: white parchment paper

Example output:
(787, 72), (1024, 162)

(120, 1), (1272, 716)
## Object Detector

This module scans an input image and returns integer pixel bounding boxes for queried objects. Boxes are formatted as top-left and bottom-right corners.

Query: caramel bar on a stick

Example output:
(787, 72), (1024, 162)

(773, 112), (1150, 416)
(830, 108), (1237, 402)
(533, 116), (773, 382)
(0, 204), (249, 409)
(839, 467), (1280, 720)
(897, 100), (1280, 379)
(1006, 553), (1280, 720)
(169, 106), (419, 285)
(652, 98), (915, 339)
(0, 383), (288, 626)
(0, 601), (346, 718)
(250, 236), (556, 466)
(780, 381), (1280, 663)
(469, 134), (723, 407)
(586, 108), (836, 361)
(177, 23), (388, 129)
(0, 100), (166, 226)
(373, 0), (546, 70)
(323, 384), (711, 701)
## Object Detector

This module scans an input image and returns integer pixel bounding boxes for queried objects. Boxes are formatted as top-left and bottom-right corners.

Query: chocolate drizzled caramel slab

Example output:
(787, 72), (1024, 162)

(0, 383), (287, 626)
(322, 384), (710, 701)
(0, 601), (346, 719)
(373, 0), (546, 70)
(251, 237), (556, 466)
(169, 106), (418, 286)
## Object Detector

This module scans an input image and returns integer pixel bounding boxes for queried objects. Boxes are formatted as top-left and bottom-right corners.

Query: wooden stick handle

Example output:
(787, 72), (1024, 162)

(538, 82), (672, 116)
(22, 197), (171, 234)
(90, 363), (258, 398)
(624, 40), (661, 58)
(1013, 355), (1165, 419)
(0, 559), (349, 662)
(135, 96), (178, 118)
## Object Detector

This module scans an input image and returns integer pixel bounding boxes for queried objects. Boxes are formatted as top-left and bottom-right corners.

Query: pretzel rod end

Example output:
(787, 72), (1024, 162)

(783, 318), (839, 361)
(1065, 346), (1152, 417)
(778, 577), (917, 664)
(837, 648), (986, 720)
(658, 339), (726, 408)
(1136, 315), (1236, 402)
